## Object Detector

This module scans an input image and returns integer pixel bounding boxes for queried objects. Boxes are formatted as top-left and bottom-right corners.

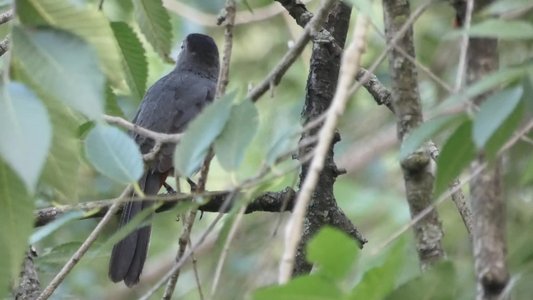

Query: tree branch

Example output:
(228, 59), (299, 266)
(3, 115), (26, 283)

(34, 188), (297, 227)
(247, 0), (332, 102)
(103, 114), (182, 143)
(36, 187), (132, 300)
(466, 0), (510, 298)
(0, 9), (13, 25)
(278, 3), (368, 283)
(275, 0), (394, 110)
(382, 0), (445, 270)
(13, 248), (41, 300)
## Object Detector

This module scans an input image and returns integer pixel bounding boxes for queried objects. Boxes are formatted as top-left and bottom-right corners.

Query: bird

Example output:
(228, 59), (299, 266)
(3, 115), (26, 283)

(108, 33), (220, 287)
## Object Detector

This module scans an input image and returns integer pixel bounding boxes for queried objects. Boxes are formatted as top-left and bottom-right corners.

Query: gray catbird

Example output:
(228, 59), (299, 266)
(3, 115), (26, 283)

(109, 33), (220, 287)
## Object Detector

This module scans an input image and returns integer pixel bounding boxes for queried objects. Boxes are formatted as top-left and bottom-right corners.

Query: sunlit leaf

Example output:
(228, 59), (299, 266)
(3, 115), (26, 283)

(174, 94), (234, 177)
(435, 120), (476, 196)
(0, 82), (51, 191)
(133, 0), (172, 61)
(253, 275), (344, 300)
(84, 123), (144, 184)
(215, 100), (259, 171)
(307, 226), (359, 281)
(12, 26), (105, 119)
(111, 22), (148, 102)
(16, 0), (125, 85)
(0, 160), (34, 298)
(473, 86), (523, 149)
(401, 114), (467, 160)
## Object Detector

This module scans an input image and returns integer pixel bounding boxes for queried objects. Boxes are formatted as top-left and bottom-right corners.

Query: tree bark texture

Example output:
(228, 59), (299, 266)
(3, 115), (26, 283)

(293, 1), (355, 276)
(13, 248), (41, 300)
(467, 1), (509, 299)
(382, 0), (445, 270)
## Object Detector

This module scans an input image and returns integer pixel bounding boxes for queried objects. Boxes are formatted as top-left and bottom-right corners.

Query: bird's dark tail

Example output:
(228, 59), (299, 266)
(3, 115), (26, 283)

(109, 171), (164, 286)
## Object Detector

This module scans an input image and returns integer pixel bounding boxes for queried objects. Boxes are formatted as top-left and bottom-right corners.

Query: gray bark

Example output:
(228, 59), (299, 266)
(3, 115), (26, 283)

(382, 0), (445, 269)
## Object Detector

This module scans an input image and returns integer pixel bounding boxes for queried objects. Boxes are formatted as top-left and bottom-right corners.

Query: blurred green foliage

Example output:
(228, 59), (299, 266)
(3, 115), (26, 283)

(0, 0), (531, 299)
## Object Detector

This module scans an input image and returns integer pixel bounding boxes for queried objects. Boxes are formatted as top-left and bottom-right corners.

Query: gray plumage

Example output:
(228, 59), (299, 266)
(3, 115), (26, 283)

(109, 33), (219, 287)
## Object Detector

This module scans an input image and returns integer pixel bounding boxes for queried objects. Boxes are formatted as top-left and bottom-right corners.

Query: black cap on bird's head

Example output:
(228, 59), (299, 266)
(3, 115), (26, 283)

(176, 33), (219, 79)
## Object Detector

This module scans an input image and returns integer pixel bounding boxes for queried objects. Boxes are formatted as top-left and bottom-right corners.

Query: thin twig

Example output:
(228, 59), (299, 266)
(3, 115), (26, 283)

(162, 3), (236, 295)
(139, 192), (238, 300)
(210, 206), (246, 297)
(36, 186), (132, 300)
(371, 23), (453, 92)
(162, 0), (304, 27)
(454, 0), (474, 91)
(279, 13), (370, 283)
(189, 237), (205, 300)
(370, 120), (533, 255)
(248, 0), (335, 102)
(215, 0), (236, 99)
(370, 163), (485, 256)
(103, 114), (182, 143)
(162, 209), (198, 299)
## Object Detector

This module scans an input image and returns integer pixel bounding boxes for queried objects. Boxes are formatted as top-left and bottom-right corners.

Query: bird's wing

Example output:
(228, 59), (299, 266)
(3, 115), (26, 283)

(132, 71), (216, 173)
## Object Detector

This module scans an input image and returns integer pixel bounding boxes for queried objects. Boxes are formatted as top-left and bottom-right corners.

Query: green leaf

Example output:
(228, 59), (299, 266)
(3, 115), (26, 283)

(473, 86), (523, 149)
(111, 22), (148, 102)
(522, 156), (533, 185)
(174, 94), (234, 177)
(37, 241), (82, 266)
(385, 262), (456, 300)
(84, 123), (144, 184)
(253, 275), (344, 300)
(215, 100), (259, 171)
(482, 0), (532, 16)
(133, 0), (173, 60)
(350, 240), (404, 300)
(12, 26), (105, 119)
(16, 0), (125, 85)
(41, 100), (82, 202)
(435, 120), (476, 196)
(484, 100), (524, 159)
(438, 66), (528, 111)
(466, 20), (533, 40)
(0, 82), (51, 191)
(400, 114), (467, 160)
(307, 226), (359, 280)
(105, 82), (125, 118)
(258, 101), (302, 165)
(0, 160), (34, 298)
(30, 211), (84, 244)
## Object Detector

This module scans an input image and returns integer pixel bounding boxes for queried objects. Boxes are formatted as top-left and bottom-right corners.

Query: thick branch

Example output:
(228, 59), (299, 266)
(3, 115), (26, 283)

(14, 248), (41, 300)
(0, 9), (13, 25)
(276, 0), (393, 110)
(282, 1), (369, 280)
(467, 1), (509, 298)
(247, 0), (333, 102)
(34, 188), (297, 227)
(383, 0), (444, 270)
(0, 38), (8, 57)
